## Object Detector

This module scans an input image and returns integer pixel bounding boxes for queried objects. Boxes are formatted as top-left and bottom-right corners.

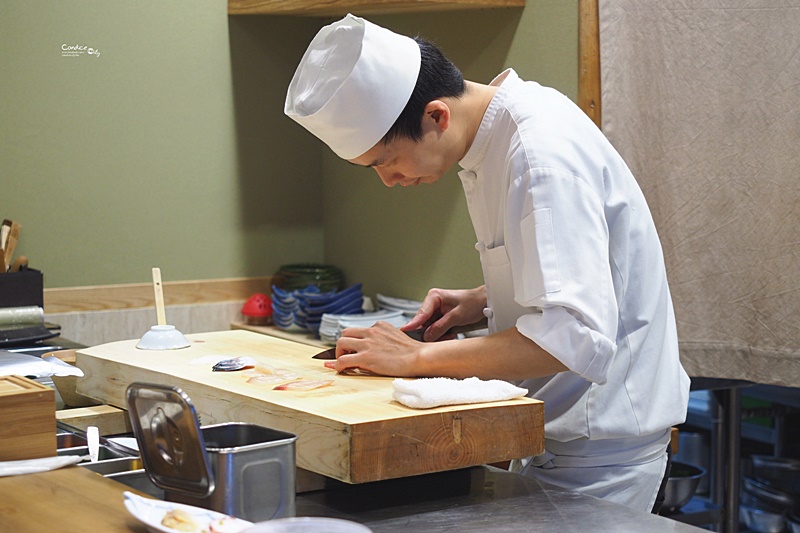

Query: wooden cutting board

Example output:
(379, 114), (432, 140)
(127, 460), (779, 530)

(76, 330), (544, 483)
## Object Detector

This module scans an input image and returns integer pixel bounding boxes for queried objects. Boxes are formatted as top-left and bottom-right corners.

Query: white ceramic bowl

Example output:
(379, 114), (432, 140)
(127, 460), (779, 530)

(136, 325), (191, 350)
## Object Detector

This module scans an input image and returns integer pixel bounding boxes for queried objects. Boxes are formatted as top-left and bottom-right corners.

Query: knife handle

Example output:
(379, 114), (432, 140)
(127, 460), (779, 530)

(406, 318), (489, 341)
(9, 255), (28, 273)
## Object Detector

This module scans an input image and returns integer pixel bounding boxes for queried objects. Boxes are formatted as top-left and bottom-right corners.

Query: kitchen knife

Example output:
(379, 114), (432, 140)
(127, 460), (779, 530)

(311, 319), (488, 359)
(312, 347), (337, 360)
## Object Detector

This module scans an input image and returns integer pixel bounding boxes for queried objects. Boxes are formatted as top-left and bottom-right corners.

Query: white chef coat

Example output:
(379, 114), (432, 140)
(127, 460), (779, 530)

(458, 69), (690, 510)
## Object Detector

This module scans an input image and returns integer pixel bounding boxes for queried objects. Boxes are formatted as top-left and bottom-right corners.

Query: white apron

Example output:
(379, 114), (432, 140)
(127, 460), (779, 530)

(477, 242), (668, 512)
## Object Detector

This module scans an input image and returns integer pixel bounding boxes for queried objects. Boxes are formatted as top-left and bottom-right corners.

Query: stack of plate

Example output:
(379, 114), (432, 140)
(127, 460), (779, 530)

(272, 284), (364, 334)
(319, 309), (409, 344)
(303, 284), (364, 334)
(271, 285), (316, 332)
(273, 264), (344, 293)
(376, 294), (422, 317)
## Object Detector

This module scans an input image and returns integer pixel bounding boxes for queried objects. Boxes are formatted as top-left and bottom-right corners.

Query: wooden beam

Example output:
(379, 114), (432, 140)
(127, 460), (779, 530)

(44, 277), (273, 314)
(229, 0), (525, 17)
(578, 0), (601, 129)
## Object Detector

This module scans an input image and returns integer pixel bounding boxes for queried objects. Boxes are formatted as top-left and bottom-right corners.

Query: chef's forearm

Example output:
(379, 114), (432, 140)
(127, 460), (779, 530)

(415, 327), (568, 380)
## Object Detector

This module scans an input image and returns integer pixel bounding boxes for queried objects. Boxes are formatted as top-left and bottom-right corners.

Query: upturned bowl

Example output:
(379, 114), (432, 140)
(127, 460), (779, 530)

(136, 325), (190, 350)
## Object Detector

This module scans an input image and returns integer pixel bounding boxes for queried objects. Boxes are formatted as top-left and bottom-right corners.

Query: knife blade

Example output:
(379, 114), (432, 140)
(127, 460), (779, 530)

(311, 319), (487, 359)
(312, 347), (337, 360)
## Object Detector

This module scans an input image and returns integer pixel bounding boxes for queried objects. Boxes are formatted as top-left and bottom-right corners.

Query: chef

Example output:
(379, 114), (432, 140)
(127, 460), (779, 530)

(284, 14), (690, 513)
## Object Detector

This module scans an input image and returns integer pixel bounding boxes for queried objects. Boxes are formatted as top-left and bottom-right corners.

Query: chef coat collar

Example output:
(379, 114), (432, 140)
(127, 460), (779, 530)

(459, 68), (518, 171)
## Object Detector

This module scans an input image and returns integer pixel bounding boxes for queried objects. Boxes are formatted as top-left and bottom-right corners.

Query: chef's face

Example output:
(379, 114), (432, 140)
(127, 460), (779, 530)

(348, 136), (450, 187)
(348, 102), (457, 187)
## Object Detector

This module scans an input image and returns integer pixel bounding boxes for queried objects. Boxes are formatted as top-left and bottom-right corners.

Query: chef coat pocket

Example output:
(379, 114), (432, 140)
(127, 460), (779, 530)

(520, 208), (561, 302)
(480, 244), (530, 333)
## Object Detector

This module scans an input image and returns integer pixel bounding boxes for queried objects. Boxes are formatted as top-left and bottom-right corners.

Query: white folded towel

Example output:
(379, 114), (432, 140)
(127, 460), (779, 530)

(0, 455), (83, 477)
(392, 377), (528, 409)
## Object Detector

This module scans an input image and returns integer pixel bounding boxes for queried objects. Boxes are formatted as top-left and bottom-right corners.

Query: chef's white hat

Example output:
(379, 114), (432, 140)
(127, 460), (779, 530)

(284, 14), (421, 160)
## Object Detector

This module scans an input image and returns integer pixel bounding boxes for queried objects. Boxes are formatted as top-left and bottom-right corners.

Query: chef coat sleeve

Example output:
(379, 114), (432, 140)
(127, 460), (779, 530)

(507, 167), (618, 384)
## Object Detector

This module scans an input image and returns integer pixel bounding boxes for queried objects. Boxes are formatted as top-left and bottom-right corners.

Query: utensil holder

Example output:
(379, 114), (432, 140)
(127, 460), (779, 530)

(0, 268), (43, 308)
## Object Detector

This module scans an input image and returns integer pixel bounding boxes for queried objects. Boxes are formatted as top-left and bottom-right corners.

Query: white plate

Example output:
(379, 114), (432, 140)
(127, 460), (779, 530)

(123, 491), (252, 533)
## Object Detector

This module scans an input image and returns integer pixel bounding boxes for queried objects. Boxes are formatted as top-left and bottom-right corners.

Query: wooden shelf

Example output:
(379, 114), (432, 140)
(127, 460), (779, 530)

(231, 321), (330, 348)
(229, 0), (525, 17)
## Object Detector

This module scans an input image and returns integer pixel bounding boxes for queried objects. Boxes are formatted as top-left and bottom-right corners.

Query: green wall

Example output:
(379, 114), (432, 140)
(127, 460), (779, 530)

(1, 1), (324, 287)
(1, 1), (577, 298)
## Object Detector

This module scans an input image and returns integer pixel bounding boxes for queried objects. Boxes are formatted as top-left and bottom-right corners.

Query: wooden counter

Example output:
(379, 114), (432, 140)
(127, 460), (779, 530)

(0, 466), (145, 532)
(76, 330), (544, 484)
(0, 464), (706, 533)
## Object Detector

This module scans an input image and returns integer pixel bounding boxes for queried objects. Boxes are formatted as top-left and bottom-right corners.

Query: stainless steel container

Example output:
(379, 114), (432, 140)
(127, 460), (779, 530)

(751, 455), (800, 495)
(172, 423), (297, 521)
(739, 504), (787, 533)
(126, 383), (297, 522)
(663, 461), (706, 513)
(787, 511), (800, 533)
(674, 431), (709, 494)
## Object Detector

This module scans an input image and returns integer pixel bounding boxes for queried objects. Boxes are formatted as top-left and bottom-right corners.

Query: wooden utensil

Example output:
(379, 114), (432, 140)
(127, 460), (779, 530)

(3, 220), (21, 270)
(151, 267), (167, 326)
(9, 255), (28, 273)
(0, 220), (8, 272)
(0, 219), (10, 251)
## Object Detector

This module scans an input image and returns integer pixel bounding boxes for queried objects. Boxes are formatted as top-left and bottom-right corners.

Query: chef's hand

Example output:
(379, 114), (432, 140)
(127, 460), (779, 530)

(402, 286), (487, 342)
(332, 321), (423, 377)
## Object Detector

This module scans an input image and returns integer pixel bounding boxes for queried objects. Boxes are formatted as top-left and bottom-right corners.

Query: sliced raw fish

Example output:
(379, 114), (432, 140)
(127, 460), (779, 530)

(274, 379), (334, 391)
(247, 374), (294, 385)
(242, 365), (299, 381)
(254, 362), (278, 374)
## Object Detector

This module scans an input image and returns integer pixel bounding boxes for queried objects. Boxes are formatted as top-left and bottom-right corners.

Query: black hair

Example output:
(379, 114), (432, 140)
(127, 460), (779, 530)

(383, 37), (466, 143)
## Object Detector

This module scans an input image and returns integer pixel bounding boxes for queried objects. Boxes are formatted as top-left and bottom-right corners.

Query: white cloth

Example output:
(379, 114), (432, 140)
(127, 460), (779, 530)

(0, 351), (84, 378)
(392, 377), (528, 409)
(284, 14), (421, 160)
(0, 455), (82, 477)
(458, 69), (689, 506)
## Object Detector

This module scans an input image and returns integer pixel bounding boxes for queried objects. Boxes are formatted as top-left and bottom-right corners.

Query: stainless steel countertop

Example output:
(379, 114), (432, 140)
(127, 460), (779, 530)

(295, 466), (704, 532)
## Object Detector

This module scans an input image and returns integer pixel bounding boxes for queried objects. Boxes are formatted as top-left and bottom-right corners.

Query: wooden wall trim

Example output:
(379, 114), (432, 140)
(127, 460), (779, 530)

(578, 0), (601, 129)
(228, 0), (526, 17)
(44, 277), (273, 314)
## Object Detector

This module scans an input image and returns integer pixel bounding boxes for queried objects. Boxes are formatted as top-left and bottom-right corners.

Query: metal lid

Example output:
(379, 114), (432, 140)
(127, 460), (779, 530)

(125, 383), (214, 497)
